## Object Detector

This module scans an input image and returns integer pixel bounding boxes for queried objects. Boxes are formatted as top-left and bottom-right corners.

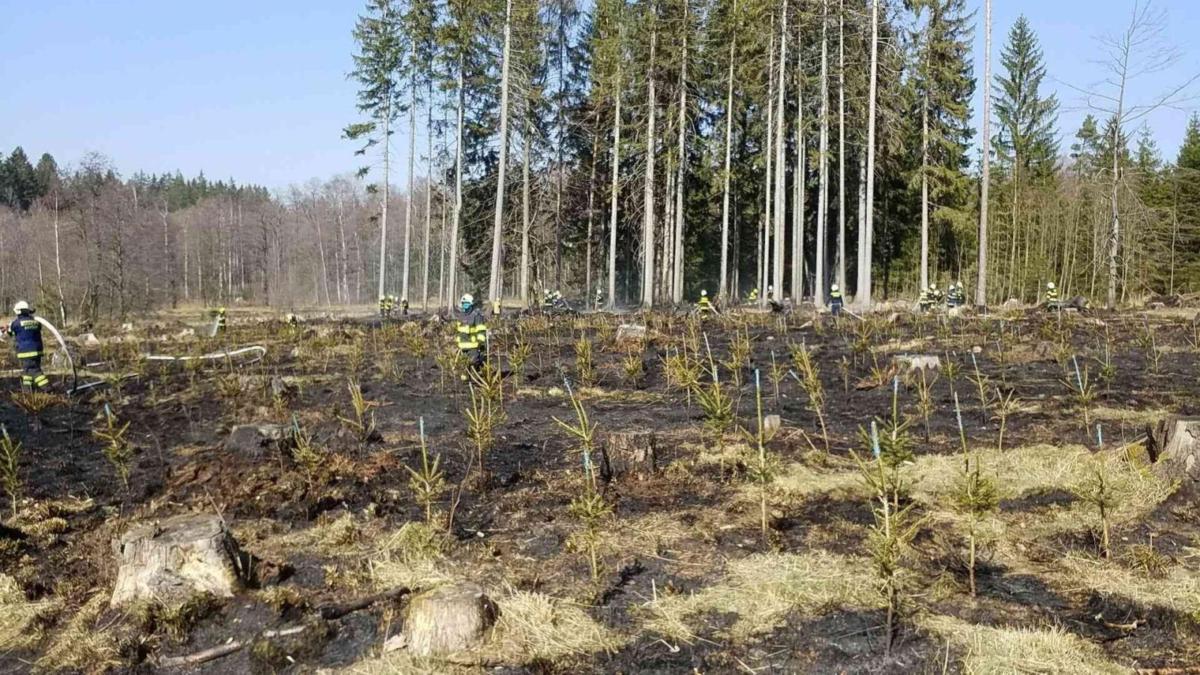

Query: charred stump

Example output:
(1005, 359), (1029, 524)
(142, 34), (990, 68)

(1146, 417), (1200, 496)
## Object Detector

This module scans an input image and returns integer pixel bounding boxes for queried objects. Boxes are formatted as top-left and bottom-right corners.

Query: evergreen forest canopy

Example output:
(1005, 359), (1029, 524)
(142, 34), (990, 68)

(4, 0), (1199, 320)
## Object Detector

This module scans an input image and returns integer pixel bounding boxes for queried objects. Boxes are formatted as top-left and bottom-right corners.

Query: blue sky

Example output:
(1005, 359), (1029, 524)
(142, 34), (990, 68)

(2, 0), (1198, 189)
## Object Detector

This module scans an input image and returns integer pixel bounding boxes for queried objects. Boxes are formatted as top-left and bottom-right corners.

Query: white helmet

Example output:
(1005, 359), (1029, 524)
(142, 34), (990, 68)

(13, 301), (30, 314)
(1047, 282), (1056, 290)
(701, 289), (708, 297)
(460, 293), (474, 305)
(831, 284), (839, 292)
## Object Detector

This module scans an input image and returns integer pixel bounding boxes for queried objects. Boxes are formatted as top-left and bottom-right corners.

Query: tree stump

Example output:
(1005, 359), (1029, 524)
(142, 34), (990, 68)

(615, 324), (648, 345)
(1146, 417), (1200, 495)
(225, 424), (295, 457)
(402, 582), (497, 657)
(893, 354), (941, 372)
(599, 431), (658, 480)
(111, 514), (244, 607)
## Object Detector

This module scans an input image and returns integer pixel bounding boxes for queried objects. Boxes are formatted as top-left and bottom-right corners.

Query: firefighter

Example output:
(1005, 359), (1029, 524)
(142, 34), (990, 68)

(400, 297), (409, 316)
(1045, 282), (1060, 309)
(829, 284), (844, 317)
(947, 282), (966, 308)
(10, 302), (49, 391)
(456, 294), (488, 372)
(696, 290), (717, 317)
(747, 287), (759, 303)
(379, 295), (391, 319)
(209, 307), (228, 334)
(918, 286), (935, 312)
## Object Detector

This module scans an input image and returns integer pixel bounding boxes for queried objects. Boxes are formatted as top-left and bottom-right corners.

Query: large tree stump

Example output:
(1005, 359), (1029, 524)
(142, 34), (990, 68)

(111, 514), (244, 607)
(615, 324), (648, 345)
(1146, 417), (1200, 495)
(224, 423), (295, 457)
(599, 431), (658, 481)
(402, 582), (497, 657)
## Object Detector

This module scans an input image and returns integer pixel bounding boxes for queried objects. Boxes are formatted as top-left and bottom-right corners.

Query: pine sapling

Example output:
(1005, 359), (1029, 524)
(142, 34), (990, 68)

(853, 421), (923, 656)
(790, 342), (830, 452)
(968, 353), (991, 425)
(914, 367), (938, 441)
(740, 370), (779, 542)
(952, 393), (999, 596)
(406, 417), (446, 526)
(575, 334), (597, 386)
(1073, 459), (1117, 559)
(93, 404), (135, 491)
(0, 426), (21, 518)
(556, 384), (611, 581)
(337, 378), (379, 445)
(992, 387), (1021, 452)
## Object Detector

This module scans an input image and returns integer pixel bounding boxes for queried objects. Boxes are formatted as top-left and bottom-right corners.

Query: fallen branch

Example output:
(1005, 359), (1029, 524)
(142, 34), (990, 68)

(317, 586), (412, 621)
(157, 587), (411, 669)
(157, 625), (306, 668)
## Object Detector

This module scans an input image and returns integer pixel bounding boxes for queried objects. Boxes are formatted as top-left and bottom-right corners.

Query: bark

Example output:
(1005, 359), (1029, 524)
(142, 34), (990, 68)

(772, 1), (788, 300)
(489, 0), (514, 303)
(448, 56), (465, 310)
(378, 98), (392, 301)
(608, 64), (622, 309)
(672, 1), (688, 304)
(977, 0), (992, 306)
(404, 82), (416, 302)
(858, 0), (878, 309)
(836, 0), (847, 292)
(641, 14), (658, 308)
(719, 10), (737, 301)
(815, 0), (829, 307)
(520, 116), (531, 306)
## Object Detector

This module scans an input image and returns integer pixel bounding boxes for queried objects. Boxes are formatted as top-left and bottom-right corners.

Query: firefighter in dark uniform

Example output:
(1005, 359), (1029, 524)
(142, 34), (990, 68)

(456, 294), (488, 372)
(10, 302), (49, 391)
(829, 284), (844, 316)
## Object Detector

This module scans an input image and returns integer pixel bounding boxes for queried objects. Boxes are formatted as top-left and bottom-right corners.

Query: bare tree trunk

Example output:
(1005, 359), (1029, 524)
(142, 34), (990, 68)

(836, 0), (847, 293)
(719, 9), (737, 302)
(673, 2), (688, 304)
(794, 33), (806, 300)
(815, 0), (829, 307)
(448, 57), (465, 310)
(586, 134), (598, 309)
(761, 17), (774, 307)
(641, 13), (658, 308)
(53, 192), (67, 324)
(520, 116), (532, 306)
(921, 81), (930, 291)
(422, 100), (434, 309)
(772, 0), (788, 300)
(378, 98), (392, 301)
(976, 0), (992, 307)
(607, 65), (623, 309)
(857, 0), (878, 309)
(489, 0), (514, 303)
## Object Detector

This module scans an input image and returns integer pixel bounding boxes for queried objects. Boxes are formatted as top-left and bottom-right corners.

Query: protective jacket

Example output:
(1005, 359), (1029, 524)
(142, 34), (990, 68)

(11, 313), (43, 358)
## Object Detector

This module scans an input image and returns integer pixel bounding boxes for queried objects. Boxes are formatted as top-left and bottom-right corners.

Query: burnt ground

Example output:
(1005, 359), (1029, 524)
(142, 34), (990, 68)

(2, 305), (1199, 673)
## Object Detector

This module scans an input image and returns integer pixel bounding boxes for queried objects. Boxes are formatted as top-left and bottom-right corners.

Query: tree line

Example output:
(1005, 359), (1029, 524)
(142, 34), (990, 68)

(3, 0), (1196, 319)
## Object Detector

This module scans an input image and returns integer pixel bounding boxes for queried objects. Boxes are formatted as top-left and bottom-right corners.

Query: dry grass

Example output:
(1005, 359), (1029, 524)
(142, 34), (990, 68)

(1053, 555), (1200, 618)
(921, 614), (1129, 674)
(368, 522), (455, 591)
(477, 590), (623, 663)
(1090, 406), (1169, 425)
(35, 594), (120, 673)
(911, 444), (1172, 539)
(766, 458), (866, 503)
(0, 574), (59, 652)
(641, 551), (880, 642)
